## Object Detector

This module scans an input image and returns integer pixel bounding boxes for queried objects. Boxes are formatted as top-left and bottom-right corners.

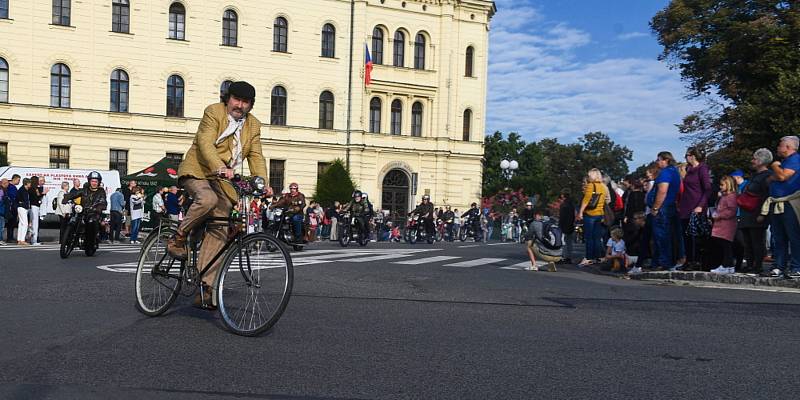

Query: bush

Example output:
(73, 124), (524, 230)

(313, 159), (356, 208)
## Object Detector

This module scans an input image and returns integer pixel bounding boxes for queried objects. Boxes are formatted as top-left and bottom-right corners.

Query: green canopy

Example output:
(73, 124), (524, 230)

(121, 157), (180, 228)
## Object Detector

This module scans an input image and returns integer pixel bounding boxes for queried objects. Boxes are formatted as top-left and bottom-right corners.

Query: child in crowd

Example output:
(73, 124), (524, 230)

(605, 227), (627, 272)
(624, 211), (647, 274)
(389, 222), (401, 242)
(710, 175), (739, 274)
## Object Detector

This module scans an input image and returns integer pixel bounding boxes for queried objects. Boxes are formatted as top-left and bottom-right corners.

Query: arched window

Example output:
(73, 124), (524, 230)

(271, 86), (287, 126)
(414, 33), (426, 70)
(222, 9), (238, 46)
(465, 46), (474, 77)
(390, 99), (402, 135)
(321, 23), (336, 58)
(411, 102), (423, 137)
(319, 91), (334, 129)
(463, 109), (472, 141)
(168, 2), (185, 40)
(52, 0), (71, 26)
(273, 17), (288, 52)
(219, 79), (232, 102)
(369, 97), (381, 133)
(50, 63), (70, 108)
(166, 74), (184, 117)
(372, 27), (384, 65)
(112, 0), (130, 33)
(393, 31), (405, 67)
(0, 57), (8, 103)
(110, 69), (129, 112)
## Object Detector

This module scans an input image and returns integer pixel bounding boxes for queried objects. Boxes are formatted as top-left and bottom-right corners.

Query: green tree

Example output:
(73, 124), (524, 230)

(651, 0), (800, 174)
(313, 159), (356, 208)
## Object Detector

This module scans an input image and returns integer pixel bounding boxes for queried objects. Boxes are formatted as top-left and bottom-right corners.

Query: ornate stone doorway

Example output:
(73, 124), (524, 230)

(381, 169), (410, 226)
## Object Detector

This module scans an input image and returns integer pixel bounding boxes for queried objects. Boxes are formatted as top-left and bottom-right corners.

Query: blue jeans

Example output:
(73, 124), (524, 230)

(130, 218), (141, 242)
(583, 215), (603, 259)
(652, 206), (677, 268)
(487, 225), (493, 241)
(770, 206), (800, 272)
(291, 214), (304, 240)
(673, 216), (685, 261)
(0, 215), (5, 242)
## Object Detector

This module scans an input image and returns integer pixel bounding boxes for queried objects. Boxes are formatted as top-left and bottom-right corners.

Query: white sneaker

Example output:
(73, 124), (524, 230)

(32, 242), (42, 246)
(528, 264), (539, 271)
(629, 266), (643, 274)
(710, 266), (734, 274)
(769, 268), (783, 278)
(0, 241), (6, 245)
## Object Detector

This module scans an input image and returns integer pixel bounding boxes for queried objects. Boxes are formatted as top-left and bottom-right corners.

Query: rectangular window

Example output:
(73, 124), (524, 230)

(269, 159), (285, 194)
(49, 145), (70, 169)
(112, 0), (130, 33)
(109, 149), (128, 176)
(165, 152), (183, 163)
(317, 162), (331, 179)
(0, 142), (7, 165)
(0, 0), (8, 19)
(52, 0), (70, 26)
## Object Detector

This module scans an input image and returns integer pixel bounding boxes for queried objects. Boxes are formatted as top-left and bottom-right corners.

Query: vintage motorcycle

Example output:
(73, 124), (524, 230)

(458, 214), (483, 242)
(404, 213), (435, 244)
(60, 200), (101, 259)
(264, 206), (305, 251)
(338, 211), (369, 247)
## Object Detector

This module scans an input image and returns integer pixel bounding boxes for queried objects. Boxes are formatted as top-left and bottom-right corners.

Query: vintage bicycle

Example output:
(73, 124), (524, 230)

(134, 176), (293, 336)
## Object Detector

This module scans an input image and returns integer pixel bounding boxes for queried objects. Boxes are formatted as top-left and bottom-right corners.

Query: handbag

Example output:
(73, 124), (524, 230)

(736, 191), (761, 212)
(602, 202), (615, 226)
(687, 211), (711, 237)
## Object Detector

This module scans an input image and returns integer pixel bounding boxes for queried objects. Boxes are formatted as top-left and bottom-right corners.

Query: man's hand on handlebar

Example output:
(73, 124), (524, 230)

(217, 167), (235, 179)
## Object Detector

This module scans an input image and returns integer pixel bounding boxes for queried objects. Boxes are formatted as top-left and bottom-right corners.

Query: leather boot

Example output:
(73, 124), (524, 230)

(167, 232), (188, 261)
(192, 284), (216, 310)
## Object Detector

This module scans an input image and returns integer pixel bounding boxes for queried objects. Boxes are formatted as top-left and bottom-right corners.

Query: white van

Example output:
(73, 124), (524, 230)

(0, 167), (121, 221)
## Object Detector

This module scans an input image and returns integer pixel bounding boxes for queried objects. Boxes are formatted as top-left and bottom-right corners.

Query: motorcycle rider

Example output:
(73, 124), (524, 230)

(341, 190), (371, 238)
(442, 206), (455, 240)
(461, 202), (482, 240)
(410, 194), (435, 237)
(61, 171), (108, 244)
(520, 201), (535, 227)
(270, 182), (306, 243)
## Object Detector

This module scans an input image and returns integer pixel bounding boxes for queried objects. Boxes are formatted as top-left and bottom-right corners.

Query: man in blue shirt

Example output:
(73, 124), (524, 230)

(109, 188), (125, 243)
(650, 151), (682, 270)
(165, 186), (181, 222)
(5, 174), (19, 243)
(768, 136), (800, 279)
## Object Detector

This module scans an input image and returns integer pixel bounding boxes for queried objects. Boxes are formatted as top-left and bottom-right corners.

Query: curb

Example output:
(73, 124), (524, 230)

(629, 271), (800, 289)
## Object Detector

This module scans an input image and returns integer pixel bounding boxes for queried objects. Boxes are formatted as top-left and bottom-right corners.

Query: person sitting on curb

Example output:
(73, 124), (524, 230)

(523, 210), (562, 272)
(604, 227), (628, 272)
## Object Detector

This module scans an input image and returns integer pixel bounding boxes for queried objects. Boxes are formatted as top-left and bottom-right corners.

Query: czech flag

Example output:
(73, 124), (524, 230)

(365, 44), (373, 86)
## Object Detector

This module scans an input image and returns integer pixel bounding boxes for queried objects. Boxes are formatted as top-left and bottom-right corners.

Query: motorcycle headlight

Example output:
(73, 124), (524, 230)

(253, 176), (266, 191)
(275, 209), (283, 216)
(74, 205), (83, 213)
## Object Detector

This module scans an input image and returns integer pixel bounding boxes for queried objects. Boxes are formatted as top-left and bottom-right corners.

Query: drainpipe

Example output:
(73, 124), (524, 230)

(346, 0), (355, 170)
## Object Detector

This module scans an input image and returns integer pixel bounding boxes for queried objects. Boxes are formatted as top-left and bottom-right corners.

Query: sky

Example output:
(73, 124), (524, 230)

(486, 0), (705, 169)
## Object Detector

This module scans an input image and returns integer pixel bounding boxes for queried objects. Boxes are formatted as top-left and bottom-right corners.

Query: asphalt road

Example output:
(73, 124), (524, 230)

(1, 238), (799, 399)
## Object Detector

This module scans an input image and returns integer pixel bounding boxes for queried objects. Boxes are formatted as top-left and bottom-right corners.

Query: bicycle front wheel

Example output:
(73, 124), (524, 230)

(217, 233), (293, 336)
(135, 227), (182, 316)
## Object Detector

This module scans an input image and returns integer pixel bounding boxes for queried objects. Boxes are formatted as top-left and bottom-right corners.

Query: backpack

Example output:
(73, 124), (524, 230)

(52, 197), (59, 211)
(539, 220), (564, 250)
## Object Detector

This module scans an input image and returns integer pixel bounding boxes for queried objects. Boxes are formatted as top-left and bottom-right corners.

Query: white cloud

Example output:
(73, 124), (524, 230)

(617, 31), (651, 40)
(486, 3), (701, 167)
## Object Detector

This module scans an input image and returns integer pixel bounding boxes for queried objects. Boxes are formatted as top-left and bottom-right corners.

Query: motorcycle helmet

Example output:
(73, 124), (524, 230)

(353, 190), (362, 199)
(87, 171), (102, 183)
(526, 201), (533, 206)
(422, 195), (430, 201)
(289, 182), (299, 190)
(471, 202), (477, 207)
(362, 192), (368, 200)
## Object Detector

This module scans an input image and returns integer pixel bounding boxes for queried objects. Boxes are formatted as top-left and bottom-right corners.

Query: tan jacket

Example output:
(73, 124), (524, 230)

(178, 103), (268, 204)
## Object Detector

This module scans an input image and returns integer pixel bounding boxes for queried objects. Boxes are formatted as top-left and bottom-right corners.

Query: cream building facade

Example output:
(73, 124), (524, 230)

(0, 0), (495, 219)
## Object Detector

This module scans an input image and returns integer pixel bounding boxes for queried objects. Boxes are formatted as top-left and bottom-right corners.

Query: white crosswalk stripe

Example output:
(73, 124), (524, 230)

(443, 258), (507, 268)
(500, 261), (539, 270)
(393, 256), (462, 265)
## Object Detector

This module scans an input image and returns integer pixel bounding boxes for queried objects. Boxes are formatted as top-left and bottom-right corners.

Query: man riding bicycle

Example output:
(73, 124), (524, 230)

(166, 81), (272, 307)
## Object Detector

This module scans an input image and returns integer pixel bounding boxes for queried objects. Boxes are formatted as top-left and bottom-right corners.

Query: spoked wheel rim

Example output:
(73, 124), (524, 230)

(339, 225), (351, 247)
(60, 225), (75, 258)
(217, 233), (294, 336)
(135, 229), (182, 316)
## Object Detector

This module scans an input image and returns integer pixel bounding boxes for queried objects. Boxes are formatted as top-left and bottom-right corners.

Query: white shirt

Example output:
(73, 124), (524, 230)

(216, 114), (246, 170)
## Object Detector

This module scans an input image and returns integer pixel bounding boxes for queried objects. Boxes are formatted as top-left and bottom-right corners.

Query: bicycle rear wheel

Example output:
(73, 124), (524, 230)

(217, 233), (293, 336)
(135, 227), (182, 316)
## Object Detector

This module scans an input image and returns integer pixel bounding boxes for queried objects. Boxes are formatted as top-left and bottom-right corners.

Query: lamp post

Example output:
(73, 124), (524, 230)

(500, 159), (519, 181)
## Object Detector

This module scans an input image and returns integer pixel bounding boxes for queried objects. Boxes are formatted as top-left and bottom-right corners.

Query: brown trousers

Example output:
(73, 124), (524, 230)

(178, 178), (233, 287)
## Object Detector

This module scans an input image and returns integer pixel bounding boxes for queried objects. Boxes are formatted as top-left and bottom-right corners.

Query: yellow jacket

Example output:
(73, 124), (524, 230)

(178, 102), (268, 204)
(581, 182), (607, 216)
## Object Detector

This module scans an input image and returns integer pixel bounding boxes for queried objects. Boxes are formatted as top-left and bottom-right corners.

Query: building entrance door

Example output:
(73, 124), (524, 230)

(381, 169), (410, 226)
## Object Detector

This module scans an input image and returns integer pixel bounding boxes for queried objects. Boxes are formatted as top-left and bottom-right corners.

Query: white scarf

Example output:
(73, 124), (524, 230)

(216, 114), (246, 170)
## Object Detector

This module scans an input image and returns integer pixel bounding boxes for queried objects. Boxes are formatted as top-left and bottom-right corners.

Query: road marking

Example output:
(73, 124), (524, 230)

(393, 256), (461, 265)
(457, 245), (480, 248)
(487, 242), (518, 246)
(500, 261), (544, 270)
(337, 253), (418, 263)
(443, 258), (507, 268)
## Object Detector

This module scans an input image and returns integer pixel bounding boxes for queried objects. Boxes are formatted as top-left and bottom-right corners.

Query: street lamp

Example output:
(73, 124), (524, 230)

(500, 159), (518, 180)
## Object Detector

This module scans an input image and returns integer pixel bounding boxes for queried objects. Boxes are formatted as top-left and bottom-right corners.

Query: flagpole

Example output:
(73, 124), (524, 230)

(345, 0), (355, 171)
